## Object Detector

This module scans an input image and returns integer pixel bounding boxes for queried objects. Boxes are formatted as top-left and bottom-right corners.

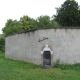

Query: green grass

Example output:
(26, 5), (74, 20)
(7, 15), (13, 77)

(0, 52), (80, 80)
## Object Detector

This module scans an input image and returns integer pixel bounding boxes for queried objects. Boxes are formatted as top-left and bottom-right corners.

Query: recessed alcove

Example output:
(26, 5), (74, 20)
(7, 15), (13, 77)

(41, 44), (53, 68)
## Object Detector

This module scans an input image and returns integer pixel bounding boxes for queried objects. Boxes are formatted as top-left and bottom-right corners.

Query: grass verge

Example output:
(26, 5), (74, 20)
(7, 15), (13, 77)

(0, 52), (80, 80)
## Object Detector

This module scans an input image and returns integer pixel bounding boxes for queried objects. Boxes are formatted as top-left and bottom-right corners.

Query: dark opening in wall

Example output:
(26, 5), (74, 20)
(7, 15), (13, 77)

(43, 51), (51, 66)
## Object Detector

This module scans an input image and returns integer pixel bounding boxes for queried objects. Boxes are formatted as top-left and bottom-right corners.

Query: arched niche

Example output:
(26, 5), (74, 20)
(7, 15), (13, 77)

(41, 44), (53, 68)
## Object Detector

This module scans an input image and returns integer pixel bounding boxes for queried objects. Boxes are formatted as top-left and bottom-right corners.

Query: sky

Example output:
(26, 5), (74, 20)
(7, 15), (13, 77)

(0, 0), (80, 34)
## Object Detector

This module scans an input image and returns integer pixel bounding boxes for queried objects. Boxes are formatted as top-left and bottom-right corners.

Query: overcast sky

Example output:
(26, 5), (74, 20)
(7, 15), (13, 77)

(0, 0), (80, 34)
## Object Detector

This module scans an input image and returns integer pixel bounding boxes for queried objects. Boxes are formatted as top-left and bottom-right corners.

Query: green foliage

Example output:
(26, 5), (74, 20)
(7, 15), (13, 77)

(53, 59), (80, 70)
(20, 15), (38, 30)
(0, 35), (5, 52)
(2, 19), (23, 36)
(54, 0), (80, 27)
(36, 15), (60, 28)
(50, 18), (61, 27)
(2, 15), (59, 36)
(20, 15), (31, 30)
(37, 15), (51, 28)
(53, 59), (61, 68)
(30, 18), (38, 29)
(58, 63), (80, 70)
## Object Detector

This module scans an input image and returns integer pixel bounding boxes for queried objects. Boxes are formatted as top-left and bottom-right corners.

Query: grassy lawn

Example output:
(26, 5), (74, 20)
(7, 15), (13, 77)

(0, 52), (80, 80)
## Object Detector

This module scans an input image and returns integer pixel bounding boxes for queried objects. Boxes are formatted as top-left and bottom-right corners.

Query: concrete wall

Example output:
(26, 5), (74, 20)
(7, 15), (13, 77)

(5, 28), (80, 65)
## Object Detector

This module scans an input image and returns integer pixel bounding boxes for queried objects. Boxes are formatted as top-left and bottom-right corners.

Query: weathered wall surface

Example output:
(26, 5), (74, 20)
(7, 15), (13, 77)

(5, 29), (80, 65)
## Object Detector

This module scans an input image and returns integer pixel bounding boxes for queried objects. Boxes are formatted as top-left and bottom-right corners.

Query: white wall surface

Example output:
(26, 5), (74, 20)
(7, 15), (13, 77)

(5, 28), (80, 65)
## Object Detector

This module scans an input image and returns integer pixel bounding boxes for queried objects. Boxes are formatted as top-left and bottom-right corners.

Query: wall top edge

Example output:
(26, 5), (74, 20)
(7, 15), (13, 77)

(5, 27), (80, 37)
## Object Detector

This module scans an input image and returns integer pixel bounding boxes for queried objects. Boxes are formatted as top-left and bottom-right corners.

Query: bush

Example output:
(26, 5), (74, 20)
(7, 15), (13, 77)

(53, 59), (61, 68)
(53, 59), (80, 70)
(0, 35), (5, 52)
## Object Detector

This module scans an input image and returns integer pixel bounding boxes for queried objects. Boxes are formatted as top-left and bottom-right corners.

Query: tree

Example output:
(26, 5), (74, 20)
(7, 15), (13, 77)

(50, 16), (61, 27)
(30, 18), (38, 29)
(2, 15), (60, 36)
(20, 15), (31, 30)
(37, 15), (51, 28)
(20, 15), (38, 30)
(54, 0), (80, 27)
(2, 19), (23, 36)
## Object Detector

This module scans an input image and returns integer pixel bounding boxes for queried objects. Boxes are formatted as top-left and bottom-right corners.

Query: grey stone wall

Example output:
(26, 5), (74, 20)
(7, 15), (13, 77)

(5, 28), (80, 65)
